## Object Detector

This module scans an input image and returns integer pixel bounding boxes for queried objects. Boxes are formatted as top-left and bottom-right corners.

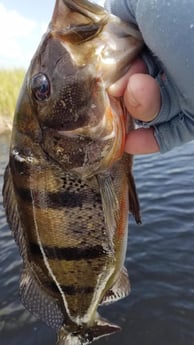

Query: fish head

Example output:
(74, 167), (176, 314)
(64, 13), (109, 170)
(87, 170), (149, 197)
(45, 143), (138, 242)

(15, 0), (143, 177)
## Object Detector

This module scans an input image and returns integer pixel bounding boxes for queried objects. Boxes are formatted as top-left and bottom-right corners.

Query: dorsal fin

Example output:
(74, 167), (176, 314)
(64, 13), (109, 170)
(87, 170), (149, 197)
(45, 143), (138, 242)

(3, 165), (28, 261)
(20, 268), (64, 330)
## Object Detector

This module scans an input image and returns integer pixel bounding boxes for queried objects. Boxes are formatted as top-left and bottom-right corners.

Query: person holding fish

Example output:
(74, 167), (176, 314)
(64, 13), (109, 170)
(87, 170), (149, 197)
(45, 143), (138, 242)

(4, 1), (194, 344)
(105, 0), (194, 155)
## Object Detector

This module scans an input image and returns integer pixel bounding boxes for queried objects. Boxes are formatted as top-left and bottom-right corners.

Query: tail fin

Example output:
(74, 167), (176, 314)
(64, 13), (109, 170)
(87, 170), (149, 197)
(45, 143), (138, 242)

(57, 318), (120, 345)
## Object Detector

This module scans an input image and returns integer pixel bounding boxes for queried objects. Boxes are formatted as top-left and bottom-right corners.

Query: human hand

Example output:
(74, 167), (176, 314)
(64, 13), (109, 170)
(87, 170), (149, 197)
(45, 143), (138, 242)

(109, 58), (161, 155)
(105, 0), (194, 154)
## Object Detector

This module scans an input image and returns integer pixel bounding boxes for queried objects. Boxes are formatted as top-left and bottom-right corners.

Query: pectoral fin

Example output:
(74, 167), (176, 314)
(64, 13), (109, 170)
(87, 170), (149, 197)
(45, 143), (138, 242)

(101, 267), (130, 305)
(128, 173), (141, 224)
(97, 173), (119, 251)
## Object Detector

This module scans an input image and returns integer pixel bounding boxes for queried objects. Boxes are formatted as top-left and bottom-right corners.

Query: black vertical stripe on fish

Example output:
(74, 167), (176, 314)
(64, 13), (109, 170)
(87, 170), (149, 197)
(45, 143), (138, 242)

(29, 242), (107, 261)
(15, 187), (102, 209)
(47, 281), (95, 295)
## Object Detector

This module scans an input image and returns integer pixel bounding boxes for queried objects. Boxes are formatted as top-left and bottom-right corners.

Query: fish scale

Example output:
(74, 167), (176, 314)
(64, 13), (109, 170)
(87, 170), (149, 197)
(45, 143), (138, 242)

(10, 153), (115, 319)
(3, 0), (143, 344)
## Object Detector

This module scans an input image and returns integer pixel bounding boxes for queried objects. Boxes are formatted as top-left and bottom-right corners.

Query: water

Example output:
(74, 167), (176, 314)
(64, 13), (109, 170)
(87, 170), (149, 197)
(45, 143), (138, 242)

(0, 133), (194, 345)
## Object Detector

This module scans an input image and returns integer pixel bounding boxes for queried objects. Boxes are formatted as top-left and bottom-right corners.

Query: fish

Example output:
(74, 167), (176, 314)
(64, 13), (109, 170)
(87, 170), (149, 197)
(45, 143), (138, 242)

(3, 0), (143, 344)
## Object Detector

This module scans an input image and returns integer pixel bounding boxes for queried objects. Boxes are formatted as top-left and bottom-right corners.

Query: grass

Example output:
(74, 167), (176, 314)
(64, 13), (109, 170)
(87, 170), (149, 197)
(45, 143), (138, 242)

(0, 69), (25, 119)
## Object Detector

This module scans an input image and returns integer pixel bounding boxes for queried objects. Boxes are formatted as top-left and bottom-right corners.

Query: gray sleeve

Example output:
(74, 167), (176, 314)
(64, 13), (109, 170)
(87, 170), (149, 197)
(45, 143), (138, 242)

(105, 0), (194, 153)
(104, 0), (137, 24)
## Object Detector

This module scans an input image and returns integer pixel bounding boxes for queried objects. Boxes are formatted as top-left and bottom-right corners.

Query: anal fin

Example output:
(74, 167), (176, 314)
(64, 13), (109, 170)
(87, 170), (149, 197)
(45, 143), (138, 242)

(101, 266), (130, 305)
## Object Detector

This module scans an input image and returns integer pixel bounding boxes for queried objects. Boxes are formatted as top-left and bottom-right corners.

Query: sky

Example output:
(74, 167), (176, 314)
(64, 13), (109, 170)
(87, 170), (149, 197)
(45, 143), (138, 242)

(0, 0), (105, 69)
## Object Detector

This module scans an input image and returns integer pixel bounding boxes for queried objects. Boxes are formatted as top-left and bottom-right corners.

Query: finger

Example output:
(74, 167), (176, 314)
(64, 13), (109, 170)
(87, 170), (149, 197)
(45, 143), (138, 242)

(108, 58), (148, 97)
(125, 127), (160, 154)
(124, 73), (161, 122)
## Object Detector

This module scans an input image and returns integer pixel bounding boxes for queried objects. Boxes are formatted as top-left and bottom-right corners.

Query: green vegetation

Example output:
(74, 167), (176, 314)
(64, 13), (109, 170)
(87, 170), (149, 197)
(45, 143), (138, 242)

(0, 69), (25, 119)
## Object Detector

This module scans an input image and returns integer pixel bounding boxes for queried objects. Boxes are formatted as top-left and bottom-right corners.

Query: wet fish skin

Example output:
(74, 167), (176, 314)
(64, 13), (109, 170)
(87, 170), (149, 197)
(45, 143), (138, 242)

(3, 0), (142, 344)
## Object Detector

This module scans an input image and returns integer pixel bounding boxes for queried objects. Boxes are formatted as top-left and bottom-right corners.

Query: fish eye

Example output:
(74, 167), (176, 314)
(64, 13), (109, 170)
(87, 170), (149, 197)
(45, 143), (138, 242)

(31, 73), (50, 101)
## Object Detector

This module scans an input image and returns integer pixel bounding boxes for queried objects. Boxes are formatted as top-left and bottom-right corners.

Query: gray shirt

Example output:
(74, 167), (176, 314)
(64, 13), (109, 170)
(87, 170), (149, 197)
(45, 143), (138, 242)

(105, 0), (194, 153)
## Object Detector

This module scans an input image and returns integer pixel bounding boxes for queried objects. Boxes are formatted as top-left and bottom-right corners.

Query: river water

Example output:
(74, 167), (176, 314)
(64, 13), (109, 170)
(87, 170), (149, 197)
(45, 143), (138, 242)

(0, 133), (194, 345)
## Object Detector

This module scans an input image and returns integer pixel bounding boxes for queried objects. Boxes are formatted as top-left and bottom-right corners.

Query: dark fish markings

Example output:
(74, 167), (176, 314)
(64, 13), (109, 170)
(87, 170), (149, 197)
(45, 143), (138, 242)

(15, 187), (101, 209)
(29, 242), (107, 261)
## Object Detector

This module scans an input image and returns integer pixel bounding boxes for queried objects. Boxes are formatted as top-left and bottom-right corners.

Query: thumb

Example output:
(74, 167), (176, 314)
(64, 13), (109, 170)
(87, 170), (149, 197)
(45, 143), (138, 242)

(124, 73), (161, 122)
